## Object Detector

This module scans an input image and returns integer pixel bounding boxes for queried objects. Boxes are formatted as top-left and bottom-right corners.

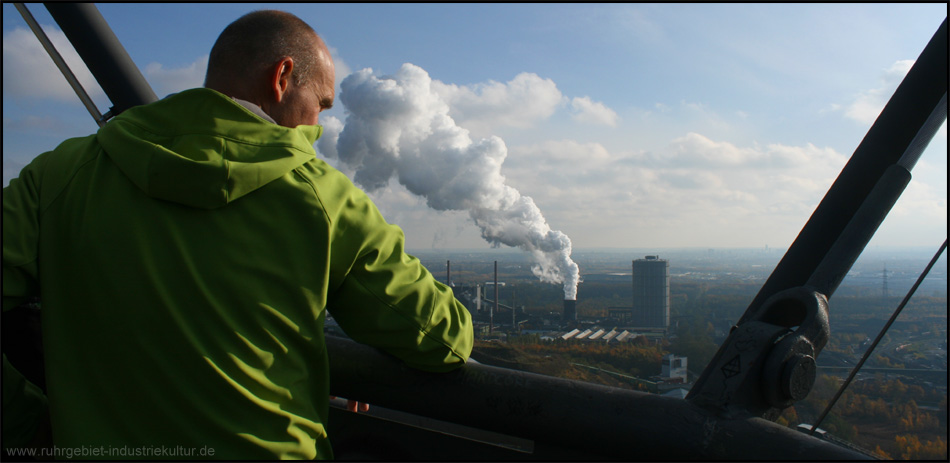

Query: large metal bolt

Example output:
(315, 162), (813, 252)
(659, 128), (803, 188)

(781, 353), (816, 402)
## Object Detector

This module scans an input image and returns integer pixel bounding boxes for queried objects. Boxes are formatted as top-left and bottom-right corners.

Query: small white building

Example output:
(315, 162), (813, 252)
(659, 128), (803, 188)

(661, 354), (687, 383)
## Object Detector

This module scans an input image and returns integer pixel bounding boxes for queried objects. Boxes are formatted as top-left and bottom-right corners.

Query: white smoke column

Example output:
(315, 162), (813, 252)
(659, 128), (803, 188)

(332, 63), (580, 299)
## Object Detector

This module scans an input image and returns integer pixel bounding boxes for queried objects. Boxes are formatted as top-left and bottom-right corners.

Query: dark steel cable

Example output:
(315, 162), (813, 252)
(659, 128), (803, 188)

(14, 3), (107, 126)
(810, 238), (948, 435)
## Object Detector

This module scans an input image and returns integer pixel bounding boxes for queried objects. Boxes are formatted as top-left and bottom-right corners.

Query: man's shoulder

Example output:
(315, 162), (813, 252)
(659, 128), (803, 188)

(28, 134), (102, 181)
(293, 157), (353, 189)
(291, 158), (381, 219)
(3, 133), (103, 212)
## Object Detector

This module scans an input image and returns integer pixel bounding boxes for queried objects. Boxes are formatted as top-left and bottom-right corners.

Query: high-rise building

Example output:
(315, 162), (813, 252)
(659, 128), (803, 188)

(632, 255), (670, 329)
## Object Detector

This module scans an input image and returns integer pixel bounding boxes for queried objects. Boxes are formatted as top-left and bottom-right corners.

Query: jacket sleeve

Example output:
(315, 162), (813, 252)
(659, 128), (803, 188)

(2, 158), (49, 450)
(316, 168), (473, 373)
(3, 157), (42, 312)
(2, 139), (86, 309)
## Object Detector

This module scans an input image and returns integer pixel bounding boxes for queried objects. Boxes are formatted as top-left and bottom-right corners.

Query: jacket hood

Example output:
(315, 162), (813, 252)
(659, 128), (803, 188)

(97, 88), (322, 209)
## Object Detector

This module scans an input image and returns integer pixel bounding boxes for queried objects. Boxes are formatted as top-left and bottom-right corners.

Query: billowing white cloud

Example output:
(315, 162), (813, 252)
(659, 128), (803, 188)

(334, 63), (580, 298)
(843, 59), (914, 125)
(571, 96), (619, 126)
(315, 115), (344, 160)
(431, 72), (563, 136)
(2, 26), (103, 102)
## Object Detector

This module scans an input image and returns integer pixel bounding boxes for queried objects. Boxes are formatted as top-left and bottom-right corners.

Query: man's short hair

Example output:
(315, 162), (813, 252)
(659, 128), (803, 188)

(206, 10), (321, 88)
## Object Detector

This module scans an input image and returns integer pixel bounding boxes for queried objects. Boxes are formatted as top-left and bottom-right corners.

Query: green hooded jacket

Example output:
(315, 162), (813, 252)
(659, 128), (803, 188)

(2, 88), (473, 460)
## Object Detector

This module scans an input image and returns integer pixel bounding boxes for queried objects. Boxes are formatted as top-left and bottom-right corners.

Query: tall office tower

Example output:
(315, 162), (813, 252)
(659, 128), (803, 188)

(632, 256), (670, 329)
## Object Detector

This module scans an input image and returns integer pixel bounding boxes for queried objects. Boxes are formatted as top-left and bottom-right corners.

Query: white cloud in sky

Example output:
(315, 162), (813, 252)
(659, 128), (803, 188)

(667, 132), (753, 166)
(495, 129), (852, 248)
(315, 115), (344, 160)
(144, 56), (208, 98)
(514, 139), (614, 164)
(663, 134), (848, 209)
(327, 45), (352, 99)
(325, 59), (943, 249)
(432, 72), (563, 136)
(312, 57), (870, 249)
(664, 133), (845, 171)
(3, 18), (941, 249)
(843, 59), (914, 125)
(2, 26), (103, 102)
(501, 139), (619, 209)
(570, 96), (619, 127)
(890, 178), (948, 222)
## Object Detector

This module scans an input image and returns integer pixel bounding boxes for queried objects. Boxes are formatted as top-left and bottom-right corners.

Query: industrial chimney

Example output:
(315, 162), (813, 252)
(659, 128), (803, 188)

(563, 299), (577, 323)
(491, 261), (497, 334)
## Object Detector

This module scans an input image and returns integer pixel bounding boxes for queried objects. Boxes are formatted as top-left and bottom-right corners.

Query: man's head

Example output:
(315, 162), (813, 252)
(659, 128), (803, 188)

(204, 10), (334, 127)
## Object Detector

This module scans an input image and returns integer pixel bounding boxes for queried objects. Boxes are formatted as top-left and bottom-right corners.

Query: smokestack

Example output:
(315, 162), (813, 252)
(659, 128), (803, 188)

(446, 260), (451, 287)
(476, 285), (481, 314)
(492, 261), (498, 334)
(563, 299), (577, 323)
(512, 286), (516, 329)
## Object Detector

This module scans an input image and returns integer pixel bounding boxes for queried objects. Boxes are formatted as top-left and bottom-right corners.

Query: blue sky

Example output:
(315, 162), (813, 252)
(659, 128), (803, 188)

(3, 3), (947, 254)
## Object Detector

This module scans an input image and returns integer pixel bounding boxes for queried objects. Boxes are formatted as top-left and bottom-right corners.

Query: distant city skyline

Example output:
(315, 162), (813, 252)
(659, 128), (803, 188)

(3, 4), (946, 252)
(414, 245), (947, 296)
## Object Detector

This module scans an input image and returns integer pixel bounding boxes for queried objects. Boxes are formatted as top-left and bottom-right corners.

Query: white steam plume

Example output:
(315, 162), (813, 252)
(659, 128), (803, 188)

(330, 63), (580, 299)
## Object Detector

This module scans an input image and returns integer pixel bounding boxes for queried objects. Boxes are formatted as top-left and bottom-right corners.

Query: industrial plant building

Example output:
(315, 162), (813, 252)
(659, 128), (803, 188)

(440, 256), (672, 336)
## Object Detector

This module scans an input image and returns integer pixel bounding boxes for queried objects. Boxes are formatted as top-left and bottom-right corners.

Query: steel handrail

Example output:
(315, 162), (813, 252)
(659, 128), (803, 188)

(326, 335), (870, 460)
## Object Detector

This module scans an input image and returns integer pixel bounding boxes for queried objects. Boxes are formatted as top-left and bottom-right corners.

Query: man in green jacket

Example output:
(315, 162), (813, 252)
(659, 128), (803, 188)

(2, 10), (473, 460)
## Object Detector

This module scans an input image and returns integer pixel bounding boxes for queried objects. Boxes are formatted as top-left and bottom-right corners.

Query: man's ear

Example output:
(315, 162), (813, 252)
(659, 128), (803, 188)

(270, 57), (295, 103)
